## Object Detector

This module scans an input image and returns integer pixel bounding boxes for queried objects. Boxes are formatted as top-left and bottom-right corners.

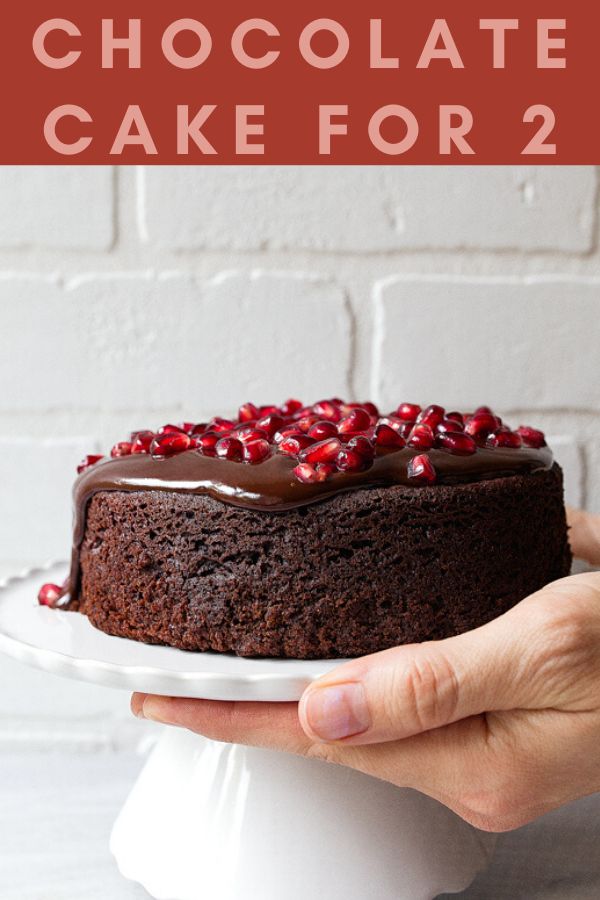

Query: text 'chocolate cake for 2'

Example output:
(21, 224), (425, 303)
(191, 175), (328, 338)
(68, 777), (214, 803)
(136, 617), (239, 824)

(38, 399), (572, 659)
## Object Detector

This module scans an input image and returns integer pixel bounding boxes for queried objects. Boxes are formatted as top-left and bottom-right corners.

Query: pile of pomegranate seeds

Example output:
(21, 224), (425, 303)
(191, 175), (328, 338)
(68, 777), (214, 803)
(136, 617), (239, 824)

(75, 400), (547, 486)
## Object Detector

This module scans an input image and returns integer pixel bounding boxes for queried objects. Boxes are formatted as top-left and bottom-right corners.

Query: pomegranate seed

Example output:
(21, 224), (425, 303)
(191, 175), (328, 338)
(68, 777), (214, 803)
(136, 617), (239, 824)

(215, 437), (244, 460)
(374, 424), (405, 448)
(473, 405), (493, 416)
(338, 407), (371, 434)
(407, 454), (437, 485)
(436, 432), (477, 455)
(273, 425), (304, 444)
(256, 414), (285, 438)
(396, 402), (422, 421)
(190, 423), (209, 435)
(238, 402), (260, 423)
(194, 431), (219, 455)
(151, 432), (191, 458)
(488, 430), (523, 449)
(299, 437), (342, 465)
(335, 448), (369, 472)
(77, 454), (104, 474)
(279, 434), (315, 456)
(38, 583), (62, 607)
(280, 398), (303, 416)
(258, 404), (280, 417)
(242, 439), (271, 463)
(293, 463), (321, 483)
(446, 411), (465, 426)
(157, 424), (186, 435)
(417, 405), (445, 429)
(296, 415), (320, 433)
(209, 417), (236, 434)
(111, 441), (133, 458)
(312, 400), (342, 422)
(236, 426), (269, 443)
(464, 413), (499, 440)
(131, 431), (154, 453)
(308, 420), (338, 440)
(377, 416), (404, 433)
(315, 463), (336, 481)
(346, 435), (376, 459)
(356, 401), (379, 417)
(517, 426), (546, 448)
(408, 424), (435, 450)
(436, 418), (464, 434)
(178, 422), (196, 434)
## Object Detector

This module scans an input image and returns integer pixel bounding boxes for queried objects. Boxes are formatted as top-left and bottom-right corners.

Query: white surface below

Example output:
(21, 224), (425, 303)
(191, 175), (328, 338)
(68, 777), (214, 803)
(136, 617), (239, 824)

(1, 751), (599, 900)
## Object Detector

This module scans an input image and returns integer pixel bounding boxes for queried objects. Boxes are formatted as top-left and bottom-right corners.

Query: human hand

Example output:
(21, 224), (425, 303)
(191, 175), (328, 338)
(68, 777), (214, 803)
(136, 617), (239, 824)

(132, 511), (600, 833)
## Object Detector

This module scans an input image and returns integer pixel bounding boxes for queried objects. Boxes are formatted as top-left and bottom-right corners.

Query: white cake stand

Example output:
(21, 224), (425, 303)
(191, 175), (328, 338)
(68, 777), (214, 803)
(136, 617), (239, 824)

(0, 563), (496, 900)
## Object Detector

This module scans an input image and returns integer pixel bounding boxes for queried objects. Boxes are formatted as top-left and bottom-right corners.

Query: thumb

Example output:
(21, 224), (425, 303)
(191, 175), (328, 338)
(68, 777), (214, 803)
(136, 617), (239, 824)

(298, 596), (548, 745)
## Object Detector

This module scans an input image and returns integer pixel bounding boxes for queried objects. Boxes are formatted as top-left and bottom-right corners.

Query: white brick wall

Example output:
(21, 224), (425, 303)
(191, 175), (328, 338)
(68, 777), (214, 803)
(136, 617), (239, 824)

(0, 164), (598, 750)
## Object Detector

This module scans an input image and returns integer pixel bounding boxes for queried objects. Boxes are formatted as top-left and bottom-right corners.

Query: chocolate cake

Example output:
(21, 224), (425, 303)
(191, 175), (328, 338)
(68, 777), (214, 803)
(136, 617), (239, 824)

(38, 400), (572, 659)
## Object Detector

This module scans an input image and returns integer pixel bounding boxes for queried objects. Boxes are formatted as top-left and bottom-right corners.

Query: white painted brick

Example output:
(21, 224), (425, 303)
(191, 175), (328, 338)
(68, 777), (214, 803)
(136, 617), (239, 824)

(374, 278), (600, 411)
(197, 272), (352, 409)
(0, 437), (94, 562)
(142, 166), (596, 253)
(0, 167), (114, 250)
(0, 273), (351, 415)
(548, 437), (583, 508)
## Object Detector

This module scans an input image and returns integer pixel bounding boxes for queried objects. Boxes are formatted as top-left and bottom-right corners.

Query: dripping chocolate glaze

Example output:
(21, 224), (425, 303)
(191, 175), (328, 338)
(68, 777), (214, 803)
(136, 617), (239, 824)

(63, 444), (553, 607)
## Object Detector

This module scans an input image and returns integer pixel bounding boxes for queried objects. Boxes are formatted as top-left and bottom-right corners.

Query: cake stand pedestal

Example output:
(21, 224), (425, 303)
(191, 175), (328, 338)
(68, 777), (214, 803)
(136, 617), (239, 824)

(0, 564), (496, 900)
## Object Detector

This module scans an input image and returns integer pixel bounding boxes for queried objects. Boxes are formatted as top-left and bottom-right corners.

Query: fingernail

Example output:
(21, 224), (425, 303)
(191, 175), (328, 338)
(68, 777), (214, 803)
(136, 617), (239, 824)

(302, 682), (371, 742)
(131, 693), (146, 719)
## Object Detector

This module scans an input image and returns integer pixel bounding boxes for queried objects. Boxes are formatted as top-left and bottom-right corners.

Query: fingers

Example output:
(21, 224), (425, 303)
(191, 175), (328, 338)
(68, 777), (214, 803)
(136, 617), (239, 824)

(567, 507), (600, 565)
(298, 571), (600, 746)
(298, 606), (536, 745)
(131, 693), (311, 754)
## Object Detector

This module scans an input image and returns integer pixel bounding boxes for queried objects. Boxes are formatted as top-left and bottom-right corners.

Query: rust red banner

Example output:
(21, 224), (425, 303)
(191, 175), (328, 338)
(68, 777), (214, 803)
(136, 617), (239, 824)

(2, 2), (597, 163)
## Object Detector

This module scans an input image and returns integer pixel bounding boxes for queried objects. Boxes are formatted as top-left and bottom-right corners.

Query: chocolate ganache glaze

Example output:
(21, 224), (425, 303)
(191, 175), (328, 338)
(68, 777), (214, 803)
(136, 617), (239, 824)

(61, 440), (553, 607)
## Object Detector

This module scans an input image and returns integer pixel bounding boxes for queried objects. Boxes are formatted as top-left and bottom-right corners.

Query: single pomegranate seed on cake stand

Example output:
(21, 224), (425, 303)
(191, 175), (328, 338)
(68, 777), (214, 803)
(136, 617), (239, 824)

(37, 583), (63, 607)
(407, 454), (437, 484)
(517, 426), (546, 448)
(77, 454), (104, 474)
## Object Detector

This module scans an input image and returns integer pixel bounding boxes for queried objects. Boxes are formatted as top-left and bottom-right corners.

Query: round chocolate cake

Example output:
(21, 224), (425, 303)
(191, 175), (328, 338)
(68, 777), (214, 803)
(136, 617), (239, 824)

(39, 399), (571, 659)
